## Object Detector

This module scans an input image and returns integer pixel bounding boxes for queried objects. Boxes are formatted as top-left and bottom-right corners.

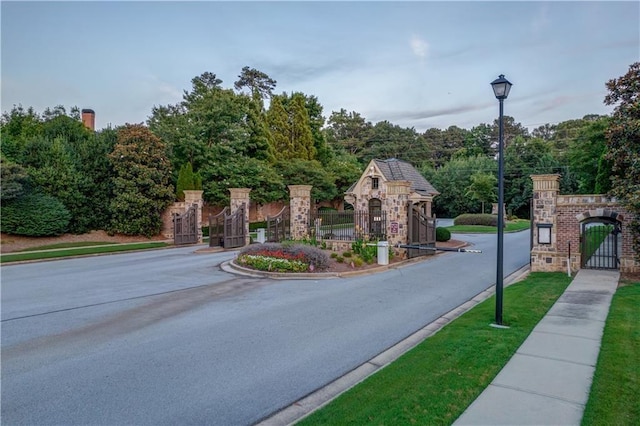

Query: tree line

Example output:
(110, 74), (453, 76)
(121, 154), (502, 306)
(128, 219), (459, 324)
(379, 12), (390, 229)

(1, 64), (637, 248)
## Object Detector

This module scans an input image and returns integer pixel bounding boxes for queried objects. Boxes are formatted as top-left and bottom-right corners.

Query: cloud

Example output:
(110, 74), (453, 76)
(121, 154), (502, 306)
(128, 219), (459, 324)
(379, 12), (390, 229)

(369, 101), (494, 123)
(530, 4), (551, 34)
(410, 35), (429, 59)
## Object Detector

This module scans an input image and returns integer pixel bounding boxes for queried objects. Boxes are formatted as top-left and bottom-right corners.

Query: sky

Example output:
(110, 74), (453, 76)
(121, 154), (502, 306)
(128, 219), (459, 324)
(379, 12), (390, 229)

(2, 1), (639, 132)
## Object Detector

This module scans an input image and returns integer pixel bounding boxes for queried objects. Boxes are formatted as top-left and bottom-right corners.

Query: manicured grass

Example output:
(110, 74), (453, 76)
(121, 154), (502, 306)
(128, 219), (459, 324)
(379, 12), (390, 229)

(15, 241), (117, 252)
(299, 272), (571, 425)
(0, 242), (169, 263)
(447, 219), (530, 234)
(582, 280), (640, 426)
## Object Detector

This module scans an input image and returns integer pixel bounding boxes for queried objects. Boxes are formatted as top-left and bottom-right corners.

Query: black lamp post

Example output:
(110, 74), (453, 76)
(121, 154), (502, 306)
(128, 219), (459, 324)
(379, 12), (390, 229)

(490, 74), (512, 326)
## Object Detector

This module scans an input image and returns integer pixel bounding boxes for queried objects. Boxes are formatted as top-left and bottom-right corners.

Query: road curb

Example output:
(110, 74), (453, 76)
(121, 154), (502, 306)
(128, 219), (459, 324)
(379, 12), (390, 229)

(256, 263), (531, 426)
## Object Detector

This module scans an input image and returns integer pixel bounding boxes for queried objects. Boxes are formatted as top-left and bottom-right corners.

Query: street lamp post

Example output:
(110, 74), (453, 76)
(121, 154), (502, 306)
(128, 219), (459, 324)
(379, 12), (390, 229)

(491, 74), (512, 326)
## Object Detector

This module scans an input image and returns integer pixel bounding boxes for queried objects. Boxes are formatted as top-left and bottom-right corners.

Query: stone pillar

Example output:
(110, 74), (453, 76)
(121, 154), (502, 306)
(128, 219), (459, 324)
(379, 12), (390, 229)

(530, 174), (561, 272)
(385, 181), (411, 258)
(491, 203), (507, 217)
(183, 190), (204, 243)
(230, 188), (251, 246)
(289, 185), (312, 240)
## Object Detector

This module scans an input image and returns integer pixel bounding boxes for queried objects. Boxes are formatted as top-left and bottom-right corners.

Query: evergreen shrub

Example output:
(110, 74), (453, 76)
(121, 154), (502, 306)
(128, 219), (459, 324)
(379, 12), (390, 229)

(1, 194), (71, 236)
(436, 227), (451, 242)
(454, 213), (498, 226)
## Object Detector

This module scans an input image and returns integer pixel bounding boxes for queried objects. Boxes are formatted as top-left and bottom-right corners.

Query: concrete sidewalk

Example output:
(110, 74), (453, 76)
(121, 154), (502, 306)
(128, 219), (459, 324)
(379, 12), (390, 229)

(455, 269), (620, 425)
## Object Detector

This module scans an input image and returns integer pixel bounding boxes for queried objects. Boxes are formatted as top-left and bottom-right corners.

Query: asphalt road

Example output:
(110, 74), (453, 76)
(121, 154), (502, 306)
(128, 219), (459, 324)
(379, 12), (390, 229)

(1, 231), (531, 425)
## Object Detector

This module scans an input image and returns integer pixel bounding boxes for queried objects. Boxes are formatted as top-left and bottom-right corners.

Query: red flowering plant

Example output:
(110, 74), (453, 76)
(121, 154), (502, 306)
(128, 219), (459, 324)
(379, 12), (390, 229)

(236, 243), (330, 273)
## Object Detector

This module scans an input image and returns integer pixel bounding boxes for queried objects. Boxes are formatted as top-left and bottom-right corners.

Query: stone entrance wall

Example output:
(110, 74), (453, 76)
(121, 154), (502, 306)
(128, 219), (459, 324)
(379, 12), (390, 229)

(530, 174), (638, 273)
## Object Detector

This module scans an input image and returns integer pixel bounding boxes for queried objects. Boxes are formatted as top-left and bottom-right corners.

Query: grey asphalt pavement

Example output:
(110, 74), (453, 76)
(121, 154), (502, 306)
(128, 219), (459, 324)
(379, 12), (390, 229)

(1, 231), (530, 425)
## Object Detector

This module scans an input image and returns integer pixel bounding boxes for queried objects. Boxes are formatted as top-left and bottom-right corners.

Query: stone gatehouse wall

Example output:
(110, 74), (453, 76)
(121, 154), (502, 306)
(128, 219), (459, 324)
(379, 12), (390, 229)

(530, 174), (638, 273)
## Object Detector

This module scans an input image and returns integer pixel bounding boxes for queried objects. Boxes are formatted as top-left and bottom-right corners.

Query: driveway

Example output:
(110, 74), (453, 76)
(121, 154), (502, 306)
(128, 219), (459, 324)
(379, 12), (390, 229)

(1, 231), (530, 425)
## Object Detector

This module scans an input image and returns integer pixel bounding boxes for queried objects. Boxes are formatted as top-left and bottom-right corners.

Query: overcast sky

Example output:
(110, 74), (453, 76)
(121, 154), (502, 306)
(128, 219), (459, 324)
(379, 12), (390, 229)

(2, 1), (638, 132)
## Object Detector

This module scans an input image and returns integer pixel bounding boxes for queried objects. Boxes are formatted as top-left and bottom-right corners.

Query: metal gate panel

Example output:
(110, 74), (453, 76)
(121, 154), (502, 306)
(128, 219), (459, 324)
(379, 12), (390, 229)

(581, 220), (619, 270)
(407, 203), (436, 259)
(224, 203), (246, 249)
(208, 207), (228, 248)
(266, 206), (290, 242)
(174, 204), (198, 245)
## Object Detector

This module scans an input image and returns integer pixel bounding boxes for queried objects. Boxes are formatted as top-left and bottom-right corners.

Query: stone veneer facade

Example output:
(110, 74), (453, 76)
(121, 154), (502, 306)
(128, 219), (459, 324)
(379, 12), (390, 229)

(530, 174), (638, 273)
(229, 188), (251, 246)
(161, 190), (204, 242)
(289, 185), (312, 240)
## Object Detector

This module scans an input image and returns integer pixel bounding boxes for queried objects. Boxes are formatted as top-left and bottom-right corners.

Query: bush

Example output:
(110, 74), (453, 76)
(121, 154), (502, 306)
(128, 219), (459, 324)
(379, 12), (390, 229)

(352, 256), (364, 267)
(239, 243), (330, 271)
(454, 213), (498, 226)
(342, 251), (352, 258)
(1, 194), (71, 236)
(330, 252), (338, 259)
(436, 227), (451, 242)
(336, 255), (344, 263)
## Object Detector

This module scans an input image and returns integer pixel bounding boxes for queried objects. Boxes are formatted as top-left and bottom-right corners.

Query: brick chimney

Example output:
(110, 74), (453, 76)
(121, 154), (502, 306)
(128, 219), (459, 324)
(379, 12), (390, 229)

(81, 109), (95, 131)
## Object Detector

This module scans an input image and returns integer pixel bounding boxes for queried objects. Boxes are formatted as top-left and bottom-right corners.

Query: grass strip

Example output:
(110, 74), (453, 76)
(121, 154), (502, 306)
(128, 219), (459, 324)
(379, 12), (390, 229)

(299, 272), (571, 425)
(14, 241), (117, 252)
(447, 220), (530, 234)
(0, 242), (168, 263)
(582, 280), (639, 426)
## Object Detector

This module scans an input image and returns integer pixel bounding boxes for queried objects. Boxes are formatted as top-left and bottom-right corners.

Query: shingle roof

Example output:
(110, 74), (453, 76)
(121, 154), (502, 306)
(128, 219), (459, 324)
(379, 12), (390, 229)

(373, 158), (440, 196)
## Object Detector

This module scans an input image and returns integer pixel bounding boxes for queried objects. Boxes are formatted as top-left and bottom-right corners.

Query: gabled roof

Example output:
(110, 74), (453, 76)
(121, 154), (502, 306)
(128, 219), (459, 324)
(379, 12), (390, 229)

(373, 158), (439, 196)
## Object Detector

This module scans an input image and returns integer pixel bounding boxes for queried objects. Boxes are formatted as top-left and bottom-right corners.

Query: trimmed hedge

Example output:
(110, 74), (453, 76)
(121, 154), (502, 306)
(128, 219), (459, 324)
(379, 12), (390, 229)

(436, 227), (451, 242)
(454, 214), (498, 227)
(1, 194), (71, 236)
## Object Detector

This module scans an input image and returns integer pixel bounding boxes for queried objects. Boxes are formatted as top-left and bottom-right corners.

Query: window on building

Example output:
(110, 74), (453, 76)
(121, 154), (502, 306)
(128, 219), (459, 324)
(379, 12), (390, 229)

(372, 178), (379, 189)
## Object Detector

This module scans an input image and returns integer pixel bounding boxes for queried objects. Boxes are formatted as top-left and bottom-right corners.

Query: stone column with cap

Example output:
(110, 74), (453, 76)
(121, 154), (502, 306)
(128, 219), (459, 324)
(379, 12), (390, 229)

(385, 180), (411, 258)
(229, 188), (251, 246)
(530, 174), (560, 272)
(289, 185), (312, 240)
(183, 190), (204, 243)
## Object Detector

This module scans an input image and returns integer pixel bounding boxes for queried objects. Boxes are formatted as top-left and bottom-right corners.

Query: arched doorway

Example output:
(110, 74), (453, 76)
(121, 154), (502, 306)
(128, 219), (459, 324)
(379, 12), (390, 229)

(368, 198), (384, 239)
(580, 217), (621, 270)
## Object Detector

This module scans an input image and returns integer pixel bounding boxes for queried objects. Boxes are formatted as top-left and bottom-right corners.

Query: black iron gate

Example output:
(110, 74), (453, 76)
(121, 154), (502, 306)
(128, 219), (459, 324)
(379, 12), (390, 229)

(266, 206), (290, 242)
(174, 204), (198, 245)
(406, 203), (436, 259)
(580, 218), (620, 270)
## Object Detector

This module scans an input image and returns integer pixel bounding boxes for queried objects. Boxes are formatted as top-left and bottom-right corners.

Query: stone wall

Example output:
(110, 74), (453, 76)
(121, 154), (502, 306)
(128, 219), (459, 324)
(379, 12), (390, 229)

(530, 174), (638, 273)
(289, 185), (312, 240)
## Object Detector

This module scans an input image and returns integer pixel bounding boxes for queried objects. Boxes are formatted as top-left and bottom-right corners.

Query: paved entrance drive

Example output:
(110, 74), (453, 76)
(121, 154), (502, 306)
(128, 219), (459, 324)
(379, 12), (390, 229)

(455, 269), (619, 425)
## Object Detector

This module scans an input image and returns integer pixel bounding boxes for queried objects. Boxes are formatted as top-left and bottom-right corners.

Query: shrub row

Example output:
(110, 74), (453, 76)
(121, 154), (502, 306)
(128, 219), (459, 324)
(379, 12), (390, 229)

(1, 194), (71, 236)
(454, 213), (498, 227)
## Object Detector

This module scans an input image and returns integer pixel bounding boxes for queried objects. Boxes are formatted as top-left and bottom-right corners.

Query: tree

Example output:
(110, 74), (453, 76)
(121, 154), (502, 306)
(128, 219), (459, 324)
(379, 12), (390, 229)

(108, 124), (174, 237)
(429, 155), (497, 217)
(604, 62), (640, 258)
(234, 66), (277, 99)
(566, 116), (610, 194)
(266, 93), (316, 162)
(363, 121), (421, 164)
(176, 162), (202, 201)
(0, 156), (29, 201)
(324, 109), (372, 160)
(466, 172), (497, 213)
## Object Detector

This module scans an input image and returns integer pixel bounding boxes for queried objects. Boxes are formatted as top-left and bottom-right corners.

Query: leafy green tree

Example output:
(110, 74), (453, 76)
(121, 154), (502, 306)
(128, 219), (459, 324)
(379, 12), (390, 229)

(566, 116), (610, 193)
(325, 152), (363, 195)
(466, 172), (497, 213)
(275, 159), (337, 202)
(429, 155), (497, 217)
(266, 93), (317, 161)
(233, 66), (277, 99)
(176, 161), (202, 201)
(0, 105), (42, 161)
(604, 62), (640, 258)
(324, 109), (372, 159)
(363, 121), (421, 164)
(201, 155), (285, 205)
(266, 95), (293, 160)
(108, 124), (174, 237)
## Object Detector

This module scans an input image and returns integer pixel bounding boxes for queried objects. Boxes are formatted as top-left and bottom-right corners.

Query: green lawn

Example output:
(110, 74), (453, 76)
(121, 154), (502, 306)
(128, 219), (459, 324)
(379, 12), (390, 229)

(0, 242), (169, 263)
(582, 280), (640, 426)
(447, 219), (530, 234)
(14, 241), (117, 252)
(299, 272), (571, 425)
